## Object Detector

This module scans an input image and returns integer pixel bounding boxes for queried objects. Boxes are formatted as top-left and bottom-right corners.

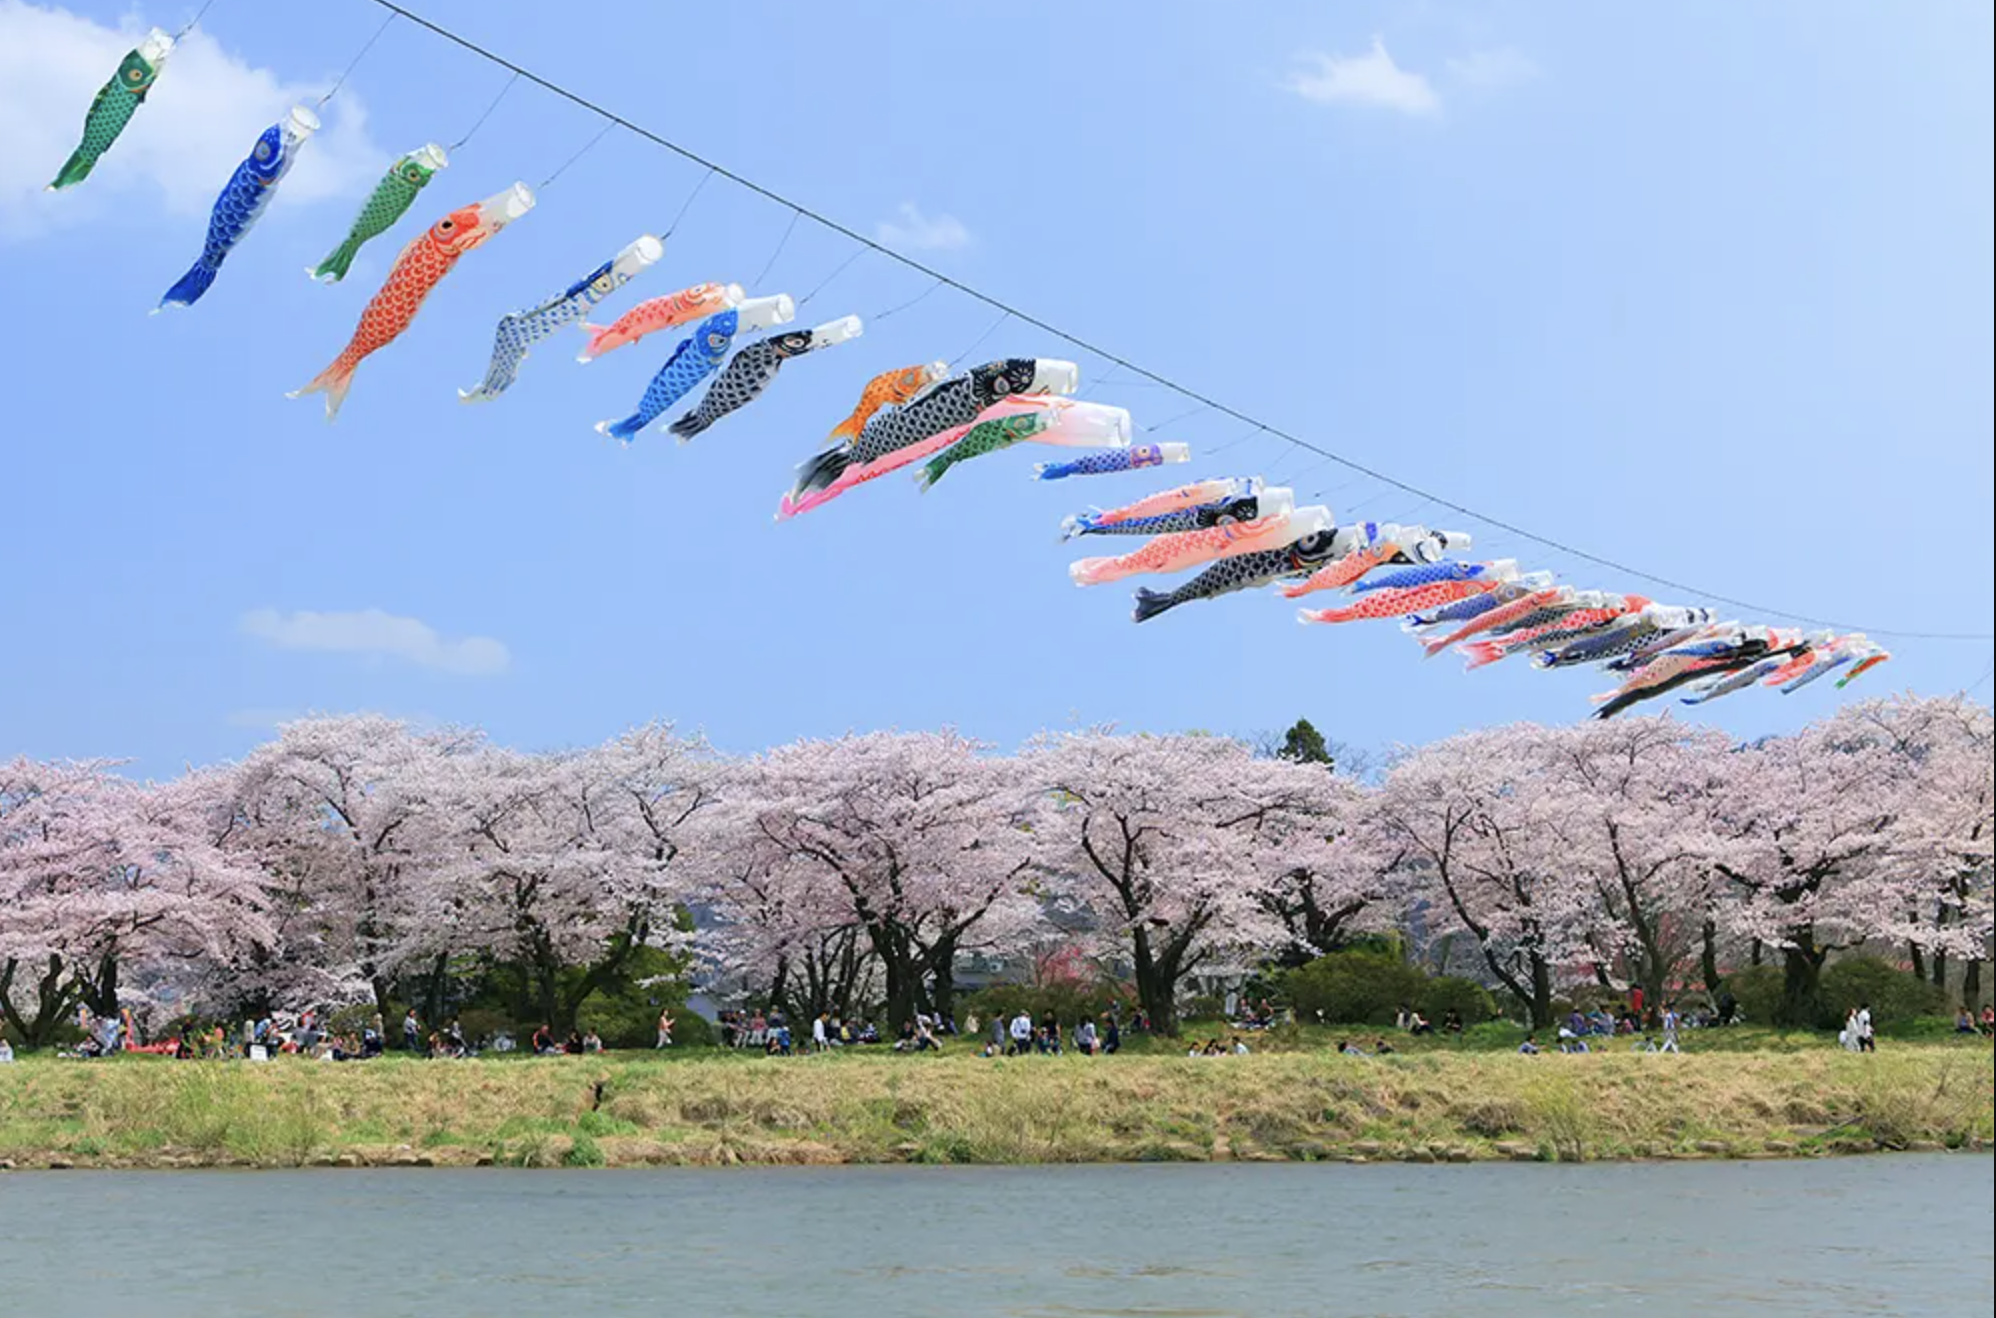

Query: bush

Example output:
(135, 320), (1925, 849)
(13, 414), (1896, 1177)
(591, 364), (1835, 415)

(1726, 964), (1784, 1027)
(1818, 956), (1943, 1031)
(1282, 950), (1427, 1027)
(1417, 976), (1497, 1027)
(577, 997), (712, 1049)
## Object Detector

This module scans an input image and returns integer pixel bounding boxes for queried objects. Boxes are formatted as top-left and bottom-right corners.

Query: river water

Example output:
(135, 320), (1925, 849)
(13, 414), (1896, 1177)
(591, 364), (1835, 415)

(0, 1156), (1987, 1316)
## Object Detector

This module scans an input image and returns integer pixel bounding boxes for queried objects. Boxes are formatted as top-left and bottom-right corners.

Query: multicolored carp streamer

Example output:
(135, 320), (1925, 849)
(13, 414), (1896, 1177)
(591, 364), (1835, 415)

(158, 108), (318, 311)
(918, 399), (1131, 490)
(461, 235), (662, 403)
(1133, 530), (1339, 623)
(779, 360), (1077, 520)
(1062, 477), (1260, 539)
(48, 28), (173, 192)
(1070, 501), (1325, 587)
(1037, 443), (1191, 481)
(290, 184), (534, 420)
(311, 145), (447, 284)
(829, 361), (949, 446)
(1300, 572), (1513, 626)
(668, 315), (862, 441)
(1281, 523), (1472, 598)
(577, 282), (741, 363)
(596, 294), (794, 444)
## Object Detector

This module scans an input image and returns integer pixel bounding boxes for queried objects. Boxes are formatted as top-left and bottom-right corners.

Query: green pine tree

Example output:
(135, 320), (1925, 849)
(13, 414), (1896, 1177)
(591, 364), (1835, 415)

(1278, 717), (1335, 769)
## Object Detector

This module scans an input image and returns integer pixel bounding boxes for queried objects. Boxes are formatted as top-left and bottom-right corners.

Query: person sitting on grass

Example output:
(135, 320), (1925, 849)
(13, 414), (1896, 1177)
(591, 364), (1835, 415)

(1103, 1015), (1122, 1055)
(582, 1030), (603, 1054)
(1442, 1009), (1464, 1035)
(1955, 1006), (1977, 1034)
(1076, 1018), (1099, 1055)
(1587, 1008), (1615, 1036)
(1230, 1035), (1250, 1055)
(1407, 1010), (1433, 1036)
(1982, 1006), (1995, 1036)
(0, 1036), (13, 1063)
(529, 1024), (555, 1056)
(1372, 1037), (1395, 1055)
(1517, 1034), (1541, 1055)
(1338, 1039), (1368, 1057)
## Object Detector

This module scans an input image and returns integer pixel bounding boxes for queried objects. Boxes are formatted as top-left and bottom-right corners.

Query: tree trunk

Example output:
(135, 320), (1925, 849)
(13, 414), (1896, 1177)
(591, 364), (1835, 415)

(0, 956), (84, 1050)
(1129, 927), (1179, 1036)
(1908, 939), (1926, 984)
(1964, 956), (1982, 1006)
(1525, 952), (1554, 1029)
(1700, 919), (1724, 995)
(1777, 938), (1829, 1028)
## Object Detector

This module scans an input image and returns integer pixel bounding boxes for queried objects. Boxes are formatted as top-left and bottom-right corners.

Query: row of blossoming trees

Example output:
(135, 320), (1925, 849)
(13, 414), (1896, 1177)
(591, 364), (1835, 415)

(1, 697), (1989, 1046)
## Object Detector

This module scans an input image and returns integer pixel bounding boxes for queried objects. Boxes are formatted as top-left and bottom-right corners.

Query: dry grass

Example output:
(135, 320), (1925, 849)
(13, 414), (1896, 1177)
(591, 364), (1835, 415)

(0, 1045), (1987, 1169)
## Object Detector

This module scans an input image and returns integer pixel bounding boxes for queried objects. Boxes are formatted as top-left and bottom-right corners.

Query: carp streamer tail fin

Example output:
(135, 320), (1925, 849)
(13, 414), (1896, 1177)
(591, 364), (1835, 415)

(158, 258), (217, 311)
(311, 238), (360, 284)
(1132, 588), (1177, 624)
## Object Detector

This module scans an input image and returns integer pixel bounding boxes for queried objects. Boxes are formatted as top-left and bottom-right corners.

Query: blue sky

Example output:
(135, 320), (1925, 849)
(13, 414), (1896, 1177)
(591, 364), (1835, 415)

(3, 0), (1991, 779)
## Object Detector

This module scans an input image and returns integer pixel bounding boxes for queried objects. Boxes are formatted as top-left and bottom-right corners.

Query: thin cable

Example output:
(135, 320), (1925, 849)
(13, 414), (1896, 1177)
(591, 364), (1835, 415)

(357, 0), (1994, 643)
(1206, 425), (1266, 457)
(173, 0), (220, 38)
(316, 10), (397, 107)
(1142, 404), (1208, 435)
(447, 70), (517, 151)
(798, 247), (867, 306)
(751, 211), (800, 288)
(948, 311), (1009, 370)
(662, 166), (713, 237)
(872, 277), (944, 321)
(539, 119), (615, 190)
(1968, 661), (1995, 694)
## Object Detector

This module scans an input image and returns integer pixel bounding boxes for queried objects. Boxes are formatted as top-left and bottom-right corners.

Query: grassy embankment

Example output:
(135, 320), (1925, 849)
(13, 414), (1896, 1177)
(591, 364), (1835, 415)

(0, 1026), (1988, 1170)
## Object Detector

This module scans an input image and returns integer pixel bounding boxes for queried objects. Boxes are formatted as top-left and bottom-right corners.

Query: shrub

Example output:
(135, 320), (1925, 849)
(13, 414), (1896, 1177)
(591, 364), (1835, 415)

(1282, 950), (1426, 1026)
(1418, 976), (1497, 1026)
(1818, 956), (1944, 1031)
(1726, 964), (1785, 1027)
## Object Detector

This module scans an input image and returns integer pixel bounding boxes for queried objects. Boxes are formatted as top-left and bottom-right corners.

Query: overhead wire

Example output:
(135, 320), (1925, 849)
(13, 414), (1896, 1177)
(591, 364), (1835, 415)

(348, 0), (1992, 643)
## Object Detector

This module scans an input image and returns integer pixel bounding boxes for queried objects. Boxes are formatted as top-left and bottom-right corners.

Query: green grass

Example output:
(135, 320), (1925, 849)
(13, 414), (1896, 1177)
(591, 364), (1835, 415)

(0, 1028), (1987, 1169)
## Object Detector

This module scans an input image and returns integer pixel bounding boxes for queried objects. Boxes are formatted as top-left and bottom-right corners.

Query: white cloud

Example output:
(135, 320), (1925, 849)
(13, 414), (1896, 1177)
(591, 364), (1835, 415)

(1446, 47), (1540, 91)
(0, 1), (384, 238)
(1283, 38), (1440, 117)
(874, 202), (970, 251)
(241, 609), (511, 677)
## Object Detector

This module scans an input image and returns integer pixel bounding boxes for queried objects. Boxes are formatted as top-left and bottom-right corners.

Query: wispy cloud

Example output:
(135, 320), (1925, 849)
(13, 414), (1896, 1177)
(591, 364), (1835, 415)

(240, 608), (511, 677)
(0, 0), (384, 238)
(875, 202), (971, 252)
(1446, 47), (1540, 91)
(1283, 38), (1440, 117)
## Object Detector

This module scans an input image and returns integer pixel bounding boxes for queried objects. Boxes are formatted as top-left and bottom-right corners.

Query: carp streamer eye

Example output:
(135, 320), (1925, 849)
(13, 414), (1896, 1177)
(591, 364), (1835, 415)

(403, 166), (425, 183)
(127, 67), (145, 82)
(255, 142), (273, 161)
(438, 218), (455, 232)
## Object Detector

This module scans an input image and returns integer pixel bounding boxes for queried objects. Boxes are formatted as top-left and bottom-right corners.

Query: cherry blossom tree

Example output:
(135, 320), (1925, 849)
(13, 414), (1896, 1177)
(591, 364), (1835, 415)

(1376, 727), (1601, 1028)
(0, 759), (272, 1043)
(453, 725), (721, 1032)
(707, 732), (1039, 1029)
(1704, 699), (1981, 1025)
(227, 715), (481, 1018)
(1023, 732), (1291, 1035)
(1533, 718), (1736, 1006)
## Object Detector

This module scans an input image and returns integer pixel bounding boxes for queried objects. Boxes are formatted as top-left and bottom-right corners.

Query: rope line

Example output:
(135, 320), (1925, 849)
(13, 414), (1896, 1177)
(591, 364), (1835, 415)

(538, 119), (615, 190)
(751, 211), (800, 288)
(347, 0), (1994, 642)
(316, 10), (397, 107)
(447, 70), (517, 151)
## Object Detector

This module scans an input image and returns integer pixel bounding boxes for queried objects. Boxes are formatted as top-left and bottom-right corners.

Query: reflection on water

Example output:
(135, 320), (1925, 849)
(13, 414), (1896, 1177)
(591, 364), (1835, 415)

(0, 1156), (1988, 1317)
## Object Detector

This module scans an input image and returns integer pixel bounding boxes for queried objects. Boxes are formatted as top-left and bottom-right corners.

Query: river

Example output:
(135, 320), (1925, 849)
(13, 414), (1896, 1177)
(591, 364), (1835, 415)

(0, 1156), (1987, 1316)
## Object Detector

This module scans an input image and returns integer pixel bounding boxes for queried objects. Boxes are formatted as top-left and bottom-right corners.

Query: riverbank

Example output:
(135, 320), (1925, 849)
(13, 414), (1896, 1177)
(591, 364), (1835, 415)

(1, 1040), (1989, 1169)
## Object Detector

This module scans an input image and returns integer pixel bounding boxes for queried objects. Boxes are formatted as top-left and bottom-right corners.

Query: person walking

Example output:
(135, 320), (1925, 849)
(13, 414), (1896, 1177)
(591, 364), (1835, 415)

(1856, 1002), (1875, 1053)
(655, 1007), (676, 1048)
(991, 1012), (1008, 1054)
(1008, 1010), (1033, 1056)
(1659, 1002), (1681, 1053)
(402, 1008), (421, 1054)
(812, 1012), (829, 1053)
